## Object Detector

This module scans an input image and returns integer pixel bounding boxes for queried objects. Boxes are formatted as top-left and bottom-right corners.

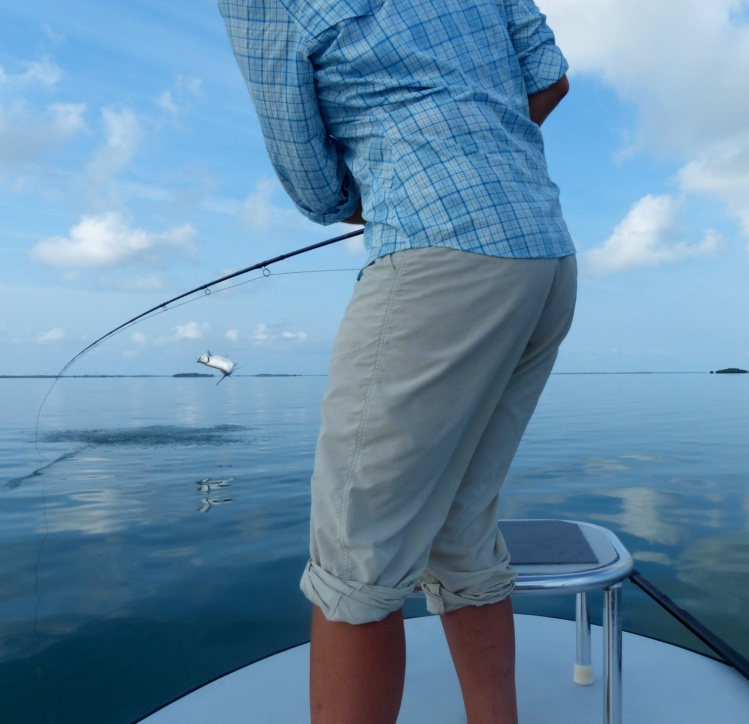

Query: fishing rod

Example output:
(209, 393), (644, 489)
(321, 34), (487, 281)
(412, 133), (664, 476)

(28, 227), (363, 679)
(33, 227), (364, 459)
(55, 227), (364, 378)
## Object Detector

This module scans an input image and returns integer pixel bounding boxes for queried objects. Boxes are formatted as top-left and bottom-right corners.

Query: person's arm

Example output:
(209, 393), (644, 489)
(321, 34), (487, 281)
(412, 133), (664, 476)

(219, 0), (360, 225)
(528, 74), (569, 126)
(503, 0), (569, 122)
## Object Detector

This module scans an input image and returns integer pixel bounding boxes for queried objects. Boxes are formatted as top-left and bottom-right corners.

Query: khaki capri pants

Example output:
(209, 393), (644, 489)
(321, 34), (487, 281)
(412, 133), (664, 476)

(300, 247), (577, 624)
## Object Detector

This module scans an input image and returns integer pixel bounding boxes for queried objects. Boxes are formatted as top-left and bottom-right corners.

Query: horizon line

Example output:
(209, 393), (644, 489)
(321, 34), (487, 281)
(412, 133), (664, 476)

(3, 370), (746, 379)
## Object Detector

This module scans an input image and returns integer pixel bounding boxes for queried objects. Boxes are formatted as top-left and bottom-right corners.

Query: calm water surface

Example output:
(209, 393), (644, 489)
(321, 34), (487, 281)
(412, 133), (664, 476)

(1, 374), (747, 722)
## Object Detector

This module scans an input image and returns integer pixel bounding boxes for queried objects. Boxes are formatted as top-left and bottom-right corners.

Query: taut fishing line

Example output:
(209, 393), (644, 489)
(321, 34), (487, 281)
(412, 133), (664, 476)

(33, 227), (364, 458)
(28, 227), (363, 686)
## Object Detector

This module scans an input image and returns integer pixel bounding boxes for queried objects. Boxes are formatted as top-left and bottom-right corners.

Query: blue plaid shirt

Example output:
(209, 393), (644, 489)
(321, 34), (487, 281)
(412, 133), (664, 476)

(219, 0), (575, 262)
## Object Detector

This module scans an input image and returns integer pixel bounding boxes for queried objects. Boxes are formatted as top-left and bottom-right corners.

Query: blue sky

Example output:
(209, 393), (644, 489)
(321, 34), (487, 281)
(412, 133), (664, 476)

(2, 0), (748, 376)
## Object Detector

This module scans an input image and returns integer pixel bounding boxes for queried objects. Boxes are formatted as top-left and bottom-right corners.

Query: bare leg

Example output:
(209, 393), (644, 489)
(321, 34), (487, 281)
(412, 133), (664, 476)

(440, 598), (518, 724)
(309, 606), (406, 724)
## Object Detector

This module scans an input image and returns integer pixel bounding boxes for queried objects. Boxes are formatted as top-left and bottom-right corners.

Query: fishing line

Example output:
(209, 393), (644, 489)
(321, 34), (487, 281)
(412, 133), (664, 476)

(53, 228), (363, 381)
(67, 267), (360, 335)
(187, 266), (362, 298)
(27, 227), (363, 689)
(33, 227), (364, 459)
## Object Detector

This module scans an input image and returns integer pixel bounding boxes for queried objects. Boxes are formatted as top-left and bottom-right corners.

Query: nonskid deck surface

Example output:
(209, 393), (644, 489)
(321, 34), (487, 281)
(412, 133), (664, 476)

(140, 614), (749, 723)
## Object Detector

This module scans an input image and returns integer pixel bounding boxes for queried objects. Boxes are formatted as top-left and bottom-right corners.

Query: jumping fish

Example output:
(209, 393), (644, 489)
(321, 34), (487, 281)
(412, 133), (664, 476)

(196, 351), (237, 384)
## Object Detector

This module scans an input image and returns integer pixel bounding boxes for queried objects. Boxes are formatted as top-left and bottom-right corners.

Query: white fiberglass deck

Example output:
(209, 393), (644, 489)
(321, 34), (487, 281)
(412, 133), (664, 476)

(139, 614), (749, 723)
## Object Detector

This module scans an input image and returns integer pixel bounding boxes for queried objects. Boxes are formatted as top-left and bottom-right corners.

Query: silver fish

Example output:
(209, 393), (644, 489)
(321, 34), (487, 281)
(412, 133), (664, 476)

(196, 351), (237, 384)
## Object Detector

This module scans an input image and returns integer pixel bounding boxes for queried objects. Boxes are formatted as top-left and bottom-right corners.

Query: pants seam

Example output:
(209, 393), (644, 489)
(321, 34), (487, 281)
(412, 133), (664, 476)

(337, 253), (405, 579)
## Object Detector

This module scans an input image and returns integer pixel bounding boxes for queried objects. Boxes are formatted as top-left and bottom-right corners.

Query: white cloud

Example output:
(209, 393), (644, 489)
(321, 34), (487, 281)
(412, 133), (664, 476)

(253, 323), (270, 343)
(543, 0), (749, 237)
(155, 90), (179, 115)
(41, 25), (66, 44)
(138, 322), (211, 348)
(19, 58), (63, 87)
(172, 321), (208, 340)
(238, 178), (276, 233)
(0, 101), (86, 168)
(585, 195), (720, 276)
(155, 77), (203, 116)
(211, 177), (353, 252)
(37, 327), (65, 343)
(544, 0), (749, 146)
(86, 108), (143, 186)
(0, 57), (82, 177)
(0, 58), (63, 87)
(49, 103), (87, 134)
(234, 176), (327, 241)
(179, 77), (203, 97)
(248, 324), (308, 345)
(225, 329), (239, 342)
(29, 212), (197, 269)
(676, 136), (749, 236)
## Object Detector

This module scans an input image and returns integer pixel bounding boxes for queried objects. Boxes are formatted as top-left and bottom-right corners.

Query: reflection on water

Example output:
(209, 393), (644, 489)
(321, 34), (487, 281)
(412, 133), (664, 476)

(195, 477), (234, 512)
(583, 457), (634, 476)
(196, 497), (233, 513)
(43, 486), (150, 536)
(681, 532), (749, 614)
(596, 487), (685, 546)
(195, 477), (233, 493)
(500, 372), (749, 659)
(1, 374), (747, 723)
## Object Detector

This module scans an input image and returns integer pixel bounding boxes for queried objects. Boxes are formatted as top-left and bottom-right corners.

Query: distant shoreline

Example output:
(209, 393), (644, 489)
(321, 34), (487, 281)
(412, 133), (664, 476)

(1, 371), (739, 379)
(0, 373), (326, 379)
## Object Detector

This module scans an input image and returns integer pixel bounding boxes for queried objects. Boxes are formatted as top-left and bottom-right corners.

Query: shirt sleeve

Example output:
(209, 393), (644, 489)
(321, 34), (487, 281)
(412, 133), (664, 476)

(502, 0), (569, 95)
(218, 0), (360, 225)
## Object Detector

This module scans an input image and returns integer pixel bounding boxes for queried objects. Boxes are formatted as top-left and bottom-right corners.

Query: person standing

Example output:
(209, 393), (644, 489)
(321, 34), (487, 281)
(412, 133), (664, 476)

(219, 1), (576, 721)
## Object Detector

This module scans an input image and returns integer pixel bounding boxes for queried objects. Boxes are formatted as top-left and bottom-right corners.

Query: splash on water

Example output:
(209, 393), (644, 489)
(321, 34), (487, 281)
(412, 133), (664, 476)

(40, 424), (253, 448)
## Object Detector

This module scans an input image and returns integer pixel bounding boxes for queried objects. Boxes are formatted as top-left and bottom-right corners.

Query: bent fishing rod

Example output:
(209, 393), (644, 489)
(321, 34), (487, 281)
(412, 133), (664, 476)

(56, 227), (364, 377)
(33, 227), (363, 458)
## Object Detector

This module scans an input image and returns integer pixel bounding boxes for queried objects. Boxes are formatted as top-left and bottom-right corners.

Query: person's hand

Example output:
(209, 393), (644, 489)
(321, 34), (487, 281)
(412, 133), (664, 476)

(528, 75), (569, 126)
(343, 200), (365, 225)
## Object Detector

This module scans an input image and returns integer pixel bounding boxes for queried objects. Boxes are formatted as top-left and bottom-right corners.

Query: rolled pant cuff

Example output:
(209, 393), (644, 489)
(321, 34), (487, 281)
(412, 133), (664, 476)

(300, 560), (413, 624)
(420, 575), (516, 615)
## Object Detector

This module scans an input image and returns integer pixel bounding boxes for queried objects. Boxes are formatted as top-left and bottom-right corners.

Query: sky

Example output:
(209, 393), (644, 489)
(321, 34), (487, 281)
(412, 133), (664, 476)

(2, 0), (748, 376)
